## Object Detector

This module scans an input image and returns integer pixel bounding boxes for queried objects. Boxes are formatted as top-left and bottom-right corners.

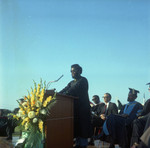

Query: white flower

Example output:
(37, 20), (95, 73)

(22, 102), (27, 107)
(16, 113), (20, 117)
(17, 109), (25, 118)
(40, 109), (46, 115)
(18, 109), (22, 114)
(28, 111), (35, 119)
(36, 101), (42, 107)
(33, 118), (38, 123)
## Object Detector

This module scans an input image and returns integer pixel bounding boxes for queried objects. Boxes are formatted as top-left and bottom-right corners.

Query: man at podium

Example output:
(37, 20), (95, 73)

(60, 64), (92, 148)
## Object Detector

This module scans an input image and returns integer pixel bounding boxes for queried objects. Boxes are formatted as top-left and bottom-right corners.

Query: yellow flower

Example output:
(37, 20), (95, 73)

(16, 80), (56, 135)
(38, 120), (43, 133)
(24, 96), (27, 100)
(43, 100), (47, 107)
(36, 84), (41, 97)
(22, 120), (25, 125)
(27, 95), (30, 100)
(39, 88), (45, 102)
(30, 92), (35, 108)
(35, 109), (40, 116)
(13, 115), (19, 120)
(25, 122), (29, 130)
(36, 108), (40, 112)
(27, 102), (29, 106)
(34, 88), (36, 93)
(21, 117), (29, 126)
(22, 111), (26, 115)
(46, 96), (52, 103)
(20, 107), (24, 111)
(24, 117), (30, 122)
(31, 100), (35, 107)
(27, 109), (31, 113)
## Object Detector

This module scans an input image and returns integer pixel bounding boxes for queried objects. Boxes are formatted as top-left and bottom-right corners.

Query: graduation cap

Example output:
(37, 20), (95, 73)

(129, 88), (140, 95)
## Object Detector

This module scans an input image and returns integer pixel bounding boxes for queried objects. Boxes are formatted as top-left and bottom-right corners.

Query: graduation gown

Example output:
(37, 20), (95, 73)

(103, 101), (143, 148)
(130, 99), (150, 146)
(59, 76), (92, 138)
(138, 99), (150, 116)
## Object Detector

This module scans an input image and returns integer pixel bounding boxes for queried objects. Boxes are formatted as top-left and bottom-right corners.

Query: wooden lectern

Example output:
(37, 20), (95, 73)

(45, 90), (77, 148)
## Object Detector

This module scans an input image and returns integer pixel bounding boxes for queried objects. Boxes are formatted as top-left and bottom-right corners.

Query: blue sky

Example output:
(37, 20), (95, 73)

(0, 0), (150, 110)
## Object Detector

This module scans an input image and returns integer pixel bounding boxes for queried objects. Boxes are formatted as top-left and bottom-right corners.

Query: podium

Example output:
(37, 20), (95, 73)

(45, 90), (77, 148)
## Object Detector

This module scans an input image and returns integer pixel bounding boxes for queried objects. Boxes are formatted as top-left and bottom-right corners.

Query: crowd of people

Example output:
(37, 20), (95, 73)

(59, 64), (150, 148)
(0, 64), (149, 148)
(0, 98), (25, 140)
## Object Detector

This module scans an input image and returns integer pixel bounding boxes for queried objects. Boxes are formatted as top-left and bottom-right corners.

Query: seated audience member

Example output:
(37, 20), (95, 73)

(89, 101), (94, 107)
(130, 83), (150, 148)
(91, 93), (118, 128)
(0, 109), (8, 136)
(100, 93), (118, 122)
(138, 114), (150, 148)
(6, 98), (25, 140)
(91, 95), (104, 116)
(89, 93), (118, 145)
(99, 88), (143, 148)
(89, 95), (104, 145)
(0, 109), (12, 116)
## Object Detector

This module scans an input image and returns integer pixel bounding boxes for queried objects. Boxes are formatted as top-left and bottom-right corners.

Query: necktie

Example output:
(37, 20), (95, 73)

(104, 104), (107, 114)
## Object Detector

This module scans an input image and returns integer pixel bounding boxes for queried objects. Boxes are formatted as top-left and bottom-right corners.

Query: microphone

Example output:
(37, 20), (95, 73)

(46, 75), (64, 89)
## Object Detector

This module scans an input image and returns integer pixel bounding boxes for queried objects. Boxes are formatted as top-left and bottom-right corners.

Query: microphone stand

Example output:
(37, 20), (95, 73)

(46, 75), (64, 90)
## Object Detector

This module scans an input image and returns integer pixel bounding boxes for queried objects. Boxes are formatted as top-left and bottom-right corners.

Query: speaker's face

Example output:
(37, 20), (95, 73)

(71, 67), (80, 79)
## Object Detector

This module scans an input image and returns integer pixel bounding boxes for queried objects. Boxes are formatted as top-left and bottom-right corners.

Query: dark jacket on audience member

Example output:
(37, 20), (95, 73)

(103, 102), (118, 116)
(103, 101), (143, 148)
(91, 103), (105, 116)
(130, 99), (150, 146)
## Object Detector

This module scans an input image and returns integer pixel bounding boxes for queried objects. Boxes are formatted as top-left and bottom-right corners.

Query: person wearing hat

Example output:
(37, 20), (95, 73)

(59, 64), (92, 148)
(97, 88), (143, 148)
(130, 83), (150, 148)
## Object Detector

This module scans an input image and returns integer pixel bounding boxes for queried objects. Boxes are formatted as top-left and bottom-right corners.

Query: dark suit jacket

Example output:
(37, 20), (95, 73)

(91, 102), (118, 128)
(101, 102), (118, 116)
(91, 103), (105, 116)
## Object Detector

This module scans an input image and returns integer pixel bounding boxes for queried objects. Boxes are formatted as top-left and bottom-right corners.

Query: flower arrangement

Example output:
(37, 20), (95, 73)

(14, 79), (56, 148)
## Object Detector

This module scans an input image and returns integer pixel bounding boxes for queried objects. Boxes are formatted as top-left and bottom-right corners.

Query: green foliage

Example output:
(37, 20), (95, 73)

(24, 127), (43, 148)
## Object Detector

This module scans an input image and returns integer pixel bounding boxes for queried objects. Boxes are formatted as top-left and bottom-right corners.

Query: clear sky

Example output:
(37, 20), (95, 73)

(0, 0), (150, 110)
